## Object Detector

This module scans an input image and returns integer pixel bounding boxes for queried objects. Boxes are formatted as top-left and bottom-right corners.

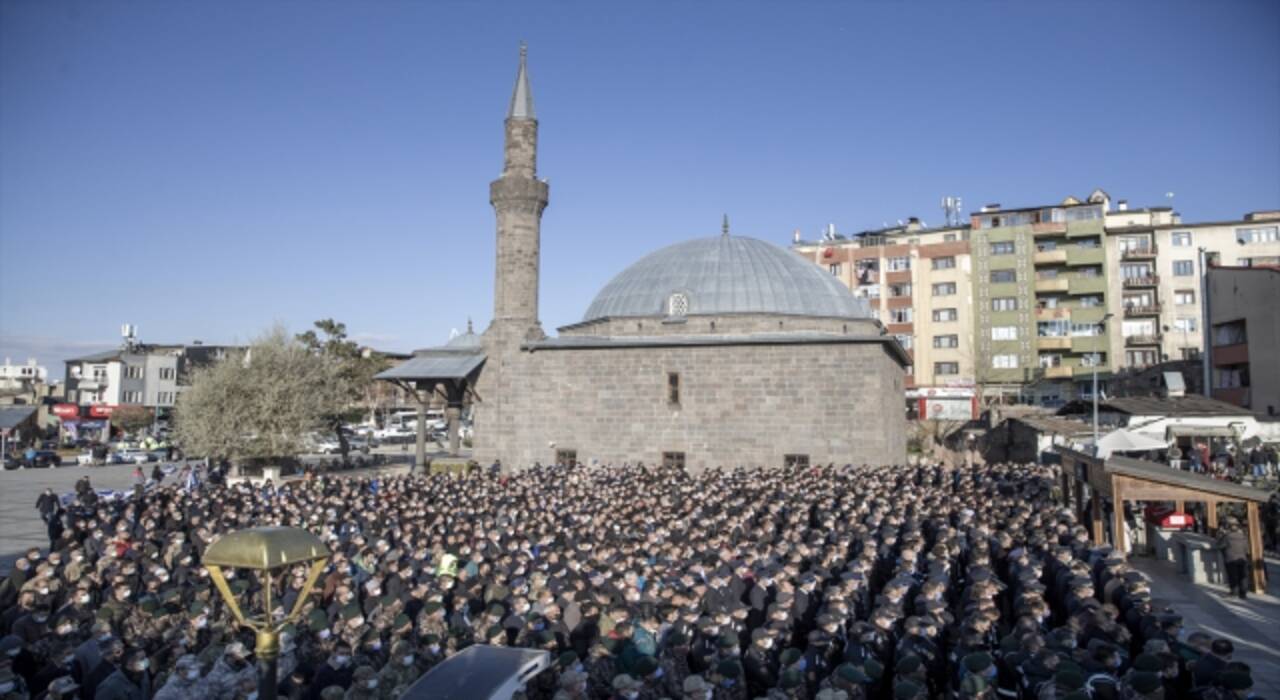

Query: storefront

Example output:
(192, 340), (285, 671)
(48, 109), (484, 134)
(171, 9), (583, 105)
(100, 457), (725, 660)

(907, 387), (978, 421)
(54, 403), (113, 443)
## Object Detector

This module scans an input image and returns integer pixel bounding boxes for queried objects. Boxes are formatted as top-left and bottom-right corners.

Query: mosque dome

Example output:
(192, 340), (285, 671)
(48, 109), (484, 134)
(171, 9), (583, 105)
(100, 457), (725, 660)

(582, 235), (871, 323)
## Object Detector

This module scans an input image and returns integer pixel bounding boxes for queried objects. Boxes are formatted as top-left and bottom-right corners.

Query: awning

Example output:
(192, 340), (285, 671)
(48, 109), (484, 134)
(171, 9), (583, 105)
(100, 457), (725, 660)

(1095, 429), (1167, 458)
(375, 351), (486, 381)
(1166, 425), (1237, 439)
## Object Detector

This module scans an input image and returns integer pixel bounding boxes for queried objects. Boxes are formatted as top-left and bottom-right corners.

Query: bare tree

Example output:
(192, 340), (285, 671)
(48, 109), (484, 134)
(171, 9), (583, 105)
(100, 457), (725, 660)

(112, 405), (152, 436)
(173, 326), (347, 463)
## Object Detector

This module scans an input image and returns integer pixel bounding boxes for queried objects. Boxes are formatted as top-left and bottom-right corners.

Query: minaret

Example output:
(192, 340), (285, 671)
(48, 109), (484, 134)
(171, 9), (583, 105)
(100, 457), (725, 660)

(489, 42), (548, 337)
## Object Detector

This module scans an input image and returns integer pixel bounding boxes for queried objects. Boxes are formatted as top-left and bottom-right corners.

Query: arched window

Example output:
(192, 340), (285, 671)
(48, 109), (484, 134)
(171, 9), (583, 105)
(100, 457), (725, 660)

(667, 292), (689, 318)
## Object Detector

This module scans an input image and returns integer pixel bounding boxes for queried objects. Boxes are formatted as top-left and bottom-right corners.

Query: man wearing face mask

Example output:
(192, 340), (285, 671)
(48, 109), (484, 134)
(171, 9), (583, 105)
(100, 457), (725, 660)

(374, 641), (418, 699)
(81, 638), (123, 700)
(152, 654), (204, 700)
(305, 643), (354, 700)
(91, 645), (148, 700)
(205, 642), (254, 700)
(343, 665), (379, 700)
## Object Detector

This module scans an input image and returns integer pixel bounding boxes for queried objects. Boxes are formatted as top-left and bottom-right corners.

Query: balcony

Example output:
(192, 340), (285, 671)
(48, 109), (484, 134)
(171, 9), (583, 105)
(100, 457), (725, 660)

(1034, 249), (1068, 265)
(1068, 275), (1107, 295)
(1042, 365), (1073, 379)
(1212, 343), (1249, 367)
(1066, 246), (1106, 266)
(1212, 387), (1250, 408)
(1121, 244), (1158, 260)
(1037, 336), (1072, 350)
(1072, 336), (1109, 354)
(1125, 334), (1162, 346)
(1035, 277), (1070, 293)
(1031, 222), (1068, 236)
(1035, 306), (1071, 320)
(1071, 306), (1108, 324)
(1123, 304), (1162, 317)
(1123, 275), (1159, 288)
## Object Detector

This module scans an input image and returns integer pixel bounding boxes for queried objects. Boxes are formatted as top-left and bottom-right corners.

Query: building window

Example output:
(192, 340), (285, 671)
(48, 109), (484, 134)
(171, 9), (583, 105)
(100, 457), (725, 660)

(1212, 321), (1247, 347)
(889, 283), (912, 298)
(934, 362), (959, 376)
(933, 308), (958, 322)
(1038, 320), (1069, 337)
(889, 308), (913, 324)
(1243, 256), (1280, 267)
(933, 334), (959, 349)
(1236, 226), (1279, 244)
(124, 365), (143, 379)
(990, 241), (1016, 255)
(887, 256), (911, 271)
(1078, 295), (1103, 308)
(1071, 322), (1102, 337)
(991, 326), (1018, 340)
(1172, 260), (1194, 276)
(931, 282), (956, 296)
(1126, 350), (1159, 368)
(122, 391), (143, 404)
(555, 449), (577, 466)
(666, 372), (680, 405)
(159, 368), (176, 381)
(991, 297), (1018, 312)
(662, 452), (686, 470)
(932, 256), (956, 270)
(990, 269), (1017, 283)
(1175, 290), (1196, 305)
(992, 354), (1019, 369)
(1173, 317), (1197, 333)
(1039, 354), (1062, 368)
(667, 293), (689, 318)
(1171, 231), (1192, 247)
(783, 454), (810, 469)
(894, 334), (914, 350)
(943, 233), (957, 242)
(828, 263), (841, 276)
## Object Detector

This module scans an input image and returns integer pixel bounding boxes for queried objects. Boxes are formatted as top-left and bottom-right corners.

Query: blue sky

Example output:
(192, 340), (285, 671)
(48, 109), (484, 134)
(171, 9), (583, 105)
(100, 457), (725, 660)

(2, 0), (1278, 374)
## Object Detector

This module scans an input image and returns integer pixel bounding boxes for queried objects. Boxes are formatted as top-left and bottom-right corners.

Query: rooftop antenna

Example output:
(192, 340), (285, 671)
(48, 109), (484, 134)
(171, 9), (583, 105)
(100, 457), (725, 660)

(722, 214), (730, 237)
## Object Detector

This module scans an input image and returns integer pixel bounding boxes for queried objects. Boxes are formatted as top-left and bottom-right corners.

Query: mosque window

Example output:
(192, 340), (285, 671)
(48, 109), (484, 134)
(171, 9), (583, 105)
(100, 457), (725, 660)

(667, 293), (689, 318)
(662, 452), (686, 470)
(555, 449), (577, 466)
(667, 372), (680, 405)
(784, 454), (810, 469)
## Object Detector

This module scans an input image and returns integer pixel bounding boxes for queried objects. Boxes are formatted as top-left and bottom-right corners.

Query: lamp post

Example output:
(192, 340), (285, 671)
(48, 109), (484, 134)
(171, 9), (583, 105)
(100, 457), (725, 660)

(1092, 312), (1114, 455)
(204, 527), (331, 700)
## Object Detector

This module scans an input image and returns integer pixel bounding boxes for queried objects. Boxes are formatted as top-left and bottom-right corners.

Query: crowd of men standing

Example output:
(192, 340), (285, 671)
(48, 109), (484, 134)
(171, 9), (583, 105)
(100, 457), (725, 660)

(0, 460), (1268, 699)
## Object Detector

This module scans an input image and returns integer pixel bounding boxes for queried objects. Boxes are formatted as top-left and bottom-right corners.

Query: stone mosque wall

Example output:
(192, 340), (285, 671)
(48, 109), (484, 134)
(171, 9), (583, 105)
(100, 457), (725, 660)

(485, 338), (906, 471)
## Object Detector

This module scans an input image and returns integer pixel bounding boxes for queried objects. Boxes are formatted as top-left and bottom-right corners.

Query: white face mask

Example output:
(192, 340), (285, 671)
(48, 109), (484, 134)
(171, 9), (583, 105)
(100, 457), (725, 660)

(365, 680), (378, 690)
(318, 629), (331, 640)
(402, 655), (414, 666)
(186, 670), (200, 681)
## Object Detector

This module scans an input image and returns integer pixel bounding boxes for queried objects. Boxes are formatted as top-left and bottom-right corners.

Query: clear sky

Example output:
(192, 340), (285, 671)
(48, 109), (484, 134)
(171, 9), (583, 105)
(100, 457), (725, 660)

(2, 0), (1278, 374)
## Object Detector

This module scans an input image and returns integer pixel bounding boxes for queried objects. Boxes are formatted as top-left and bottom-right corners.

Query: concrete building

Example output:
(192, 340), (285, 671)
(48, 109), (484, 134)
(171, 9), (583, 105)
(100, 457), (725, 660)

(382, 47), (909, 471)
(1104, 208), (1280, 369)
(64, 340), (238, 410)
(0, 358), (48, 402)
(791, 219), (977, 416)
(969, 191), (1112, 401)
(1207, 265), (1280, 416)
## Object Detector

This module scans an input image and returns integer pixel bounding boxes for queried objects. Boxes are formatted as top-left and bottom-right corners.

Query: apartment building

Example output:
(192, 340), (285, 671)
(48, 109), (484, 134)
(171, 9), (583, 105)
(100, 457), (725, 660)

(793, 219), (976, 416)
(1207, 265), (1280, 416)
(1104, 208), (1280, 371)
(970, 191), (1112, 400)
(64, 341), (238, 411)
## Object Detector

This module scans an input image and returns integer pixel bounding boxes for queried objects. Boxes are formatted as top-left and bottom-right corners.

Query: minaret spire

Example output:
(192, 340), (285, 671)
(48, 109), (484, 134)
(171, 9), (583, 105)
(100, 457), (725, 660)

(722, 214), (730, 237)
(508, 42), (536, 120)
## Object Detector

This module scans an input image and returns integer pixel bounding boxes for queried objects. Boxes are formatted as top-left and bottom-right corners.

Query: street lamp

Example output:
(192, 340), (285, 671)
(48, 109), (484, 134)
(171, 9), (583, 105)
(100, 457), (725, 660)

(1092, 312), (1114, 454)
(204, 527), (331, 700)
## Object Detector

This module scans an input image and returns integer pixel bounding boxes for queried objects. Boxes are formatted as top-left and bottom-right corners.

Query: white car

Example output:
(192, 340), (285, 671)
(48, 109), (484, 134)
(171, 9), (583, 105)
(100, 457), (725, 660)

(114, 448), (153, 464)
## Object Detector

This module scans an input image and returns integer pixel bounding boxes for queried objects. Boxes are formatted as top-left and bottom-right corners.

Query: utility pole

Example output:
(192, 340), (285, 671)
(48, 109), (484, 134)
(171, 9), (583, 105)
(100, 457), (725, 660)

(1199, 248), (1212, 397)
(1093, 312), (1114, 455)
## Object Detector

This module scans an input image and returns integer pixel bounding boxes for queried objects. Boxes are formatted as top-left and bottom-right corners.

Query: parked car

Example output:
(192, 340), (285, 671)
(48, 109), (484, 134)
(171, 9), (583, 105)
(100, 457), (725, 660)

(29, 450), (62, 468)
(113, 448), (155, 464)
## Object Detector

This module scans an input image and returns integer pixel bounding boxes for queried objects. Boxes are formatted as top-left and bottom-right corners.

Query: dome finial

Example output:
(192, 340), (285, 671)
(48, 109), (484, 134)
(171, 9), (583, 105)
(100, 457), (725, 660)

(722, 214), (730, 237)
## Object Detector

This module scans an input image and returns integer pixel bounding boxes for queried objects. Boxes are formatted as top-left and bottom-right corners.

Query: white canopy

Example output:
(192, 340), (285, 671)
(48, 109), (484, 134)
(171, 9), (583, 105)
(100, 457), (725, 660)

(1096, 429), (1168, 458)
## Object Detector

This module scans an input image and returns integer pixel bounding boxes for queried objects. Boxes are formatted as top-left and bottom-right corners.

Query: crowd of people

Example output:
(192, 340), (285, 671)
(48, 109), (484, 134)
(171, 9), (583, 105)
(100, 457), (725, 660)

(0, 460), (1268, 700)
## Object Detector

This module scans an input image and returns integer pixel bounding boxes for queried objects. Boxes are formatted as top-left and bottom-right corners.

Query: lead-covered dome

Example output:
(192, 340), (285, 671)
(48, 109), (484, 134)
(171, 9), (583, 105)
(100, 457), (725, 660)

(582, 235), (871, 322)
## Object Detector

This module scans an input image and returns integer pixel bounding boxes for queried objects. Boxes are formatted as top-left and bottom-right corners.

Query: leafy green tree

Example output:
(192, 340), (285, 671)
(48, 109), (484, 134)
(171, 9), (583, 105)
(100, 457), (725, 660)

(174, 326), (346, 463)
(112, 405), (152, 436)
(295, 319), (389, 459)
